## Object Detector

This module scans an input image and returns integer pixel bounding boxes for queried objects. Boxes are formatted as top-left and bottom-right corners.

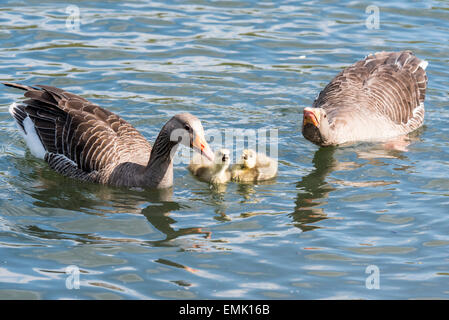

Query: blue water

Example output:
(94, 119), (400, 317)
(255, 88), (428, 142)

(0, 0), (448, 299)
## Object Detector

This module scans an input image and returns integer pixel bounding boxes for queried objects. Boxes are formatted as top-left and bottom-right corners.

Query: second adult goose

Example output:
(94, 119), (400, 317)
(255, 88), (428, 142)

(4, 82), (214, 189)
(302, 50), (428, 146)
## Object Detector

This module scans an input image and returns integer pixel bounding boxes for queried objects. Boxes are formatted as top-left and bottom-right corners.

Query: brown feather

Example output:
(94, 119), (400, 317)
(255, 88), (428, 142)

(305, 51), (427, 146)
(6, 82), (152, 183)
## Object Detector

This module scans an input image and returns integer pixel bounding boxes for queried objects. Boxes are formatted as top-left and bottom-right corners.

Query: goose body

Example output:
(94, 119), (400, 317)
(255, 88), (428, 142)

(5, 83), (214, 188)
(188, 148), (231, 184)
(302, 51), (428, 146)
(231, 149), (277, 182)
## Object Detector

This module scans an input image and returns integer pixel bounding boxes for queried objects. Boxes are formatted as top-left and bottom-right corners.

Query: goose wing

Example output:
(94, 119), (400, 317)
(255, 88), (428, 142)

(313, 50), (427, 126)
(5, 83), (152, 179)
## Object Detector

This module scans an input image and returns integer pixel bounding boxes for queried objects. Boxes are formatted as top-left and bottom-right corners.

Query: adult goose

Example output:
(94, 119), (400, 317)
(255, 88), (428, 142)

(302, 50), (428, 146)
(4, 83), (214, 188)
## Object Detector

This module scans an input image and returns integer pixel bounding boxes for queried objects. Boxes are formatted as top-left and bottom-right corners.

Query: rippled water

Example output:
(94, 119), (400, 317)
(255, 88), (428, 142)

(0, 0), (448, 300)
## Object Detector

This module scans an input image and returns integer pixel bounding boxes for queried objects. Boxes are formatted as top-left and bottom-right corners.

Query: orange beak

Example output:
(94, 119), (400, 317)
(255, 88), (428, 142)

(193, 134), (214, 162)
(303, 107), (320, 127)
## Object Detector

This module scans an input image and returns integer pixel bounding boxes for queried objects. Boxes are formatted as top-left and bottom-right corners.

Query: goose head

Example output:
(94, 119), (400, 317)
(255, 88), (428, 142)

(239, 149), (257, 169)
(168, 113), (214, 162)
(213, 148), (231, 169)
(302, 107), (332, 146)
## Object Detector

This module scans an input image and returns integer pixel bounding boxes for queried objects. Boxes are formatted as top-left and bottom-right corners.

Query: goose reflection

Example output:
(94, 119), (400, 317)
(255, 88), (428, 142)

(291, 147), (337, 232)
(141, 200), (211, 247)
(19, 171), (210, 247)
(291, 131), (423, 232)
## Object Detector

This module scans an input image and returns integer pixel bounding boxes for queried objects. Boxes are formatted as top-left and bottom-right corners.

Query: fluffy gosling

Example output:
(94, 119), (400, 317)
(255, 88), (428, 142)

(188, 148), (231, 184)
(231, 149), (277, 182)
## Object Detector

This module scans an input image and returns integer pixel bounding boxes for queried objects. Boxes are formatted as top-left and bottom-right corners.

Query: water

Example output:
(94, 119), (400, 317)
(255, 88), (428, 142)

(0, 0), (448, 300)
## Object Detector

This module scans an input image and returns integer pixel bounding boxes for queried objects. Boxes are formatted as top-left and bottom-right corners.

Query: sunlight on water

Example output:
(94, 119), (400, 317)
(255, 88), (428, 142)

(0, 0), (448, 299)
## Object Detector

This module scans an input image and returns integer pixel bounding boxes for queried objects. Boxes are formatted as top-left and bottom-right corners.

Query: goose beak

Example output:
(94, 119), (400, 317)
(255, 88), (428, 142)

(303, 107), (320, 127)
(193, 134), (214, 162)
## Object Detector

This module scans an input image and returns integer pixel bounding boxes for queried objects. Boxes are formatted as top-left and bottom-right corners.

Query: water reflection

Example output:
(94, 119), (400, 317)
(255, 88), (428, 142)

(290, 132), (423, 232)
(141, 202), (211, 247)
(290, 147), (337, 232)
(355, 140), (410, 161)
(210, 187), (232, 222)
(352, 128), (424, 162)
(25, 171), (173, 214)
(17, 171), (211, 247)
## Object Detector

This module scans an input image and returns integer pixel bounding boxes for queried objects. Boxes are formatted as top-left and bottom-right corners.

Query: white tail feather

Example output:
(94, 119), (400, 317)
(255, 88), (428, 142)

(8, 102), (17, 117)
(9, 103), (46, 159)
(419, 60), (428, 70)
(22, 117), (46, 159)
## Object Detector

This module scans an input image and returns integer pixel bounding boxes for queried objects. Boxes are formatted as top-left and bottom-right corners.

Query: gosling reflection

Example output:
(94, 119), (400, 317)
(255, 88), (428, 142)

(209, 187), (231, 222)
(236, 183), (256, 202)
(291, 147), (337, 232)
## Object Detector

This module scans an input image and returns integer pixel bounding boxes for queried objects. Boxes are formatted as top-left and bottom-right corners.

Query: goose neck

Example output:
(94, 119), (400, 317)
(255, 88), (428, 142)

(144, 128), (179, 188)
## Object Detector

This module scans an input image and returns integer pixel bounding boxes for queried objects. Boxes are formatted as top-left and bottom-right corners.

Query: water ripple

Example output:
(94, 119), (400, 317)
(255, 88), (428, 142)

(0, 0), (449, 299)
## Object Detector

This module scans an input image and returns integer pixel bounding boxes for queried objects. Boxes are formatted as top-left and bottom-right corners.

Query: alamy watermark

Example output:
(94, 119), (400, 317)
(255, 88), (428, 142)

(170, 128), (279, 165)
(365, 265), (380, 289)
(65, 5), (80, 32)
(365, 5), (380, 29)
(65, 265), (80, 289)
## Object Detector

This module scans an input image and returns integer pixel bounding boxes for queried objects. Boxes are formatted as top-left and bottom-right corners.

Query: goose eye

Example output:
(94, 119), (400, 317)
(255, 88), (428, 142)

(184, 124), (191, 132)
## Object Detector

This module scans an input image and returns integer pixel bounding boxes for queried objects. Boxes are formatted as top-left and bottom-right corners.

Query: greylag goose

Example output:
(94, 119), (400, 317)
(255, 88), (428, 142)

(231, 149), (277, 182)
(188, 148), (231, 184)
(302, 50), (428, 146)
(4, 82), (214, 188)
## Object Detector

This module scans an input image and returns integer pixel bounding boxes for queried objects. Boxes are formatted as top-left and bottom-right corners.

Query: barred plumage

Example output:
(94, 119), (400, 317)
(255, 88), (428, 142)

(5, 83), (214, 188)
(302, 50), (428, 146)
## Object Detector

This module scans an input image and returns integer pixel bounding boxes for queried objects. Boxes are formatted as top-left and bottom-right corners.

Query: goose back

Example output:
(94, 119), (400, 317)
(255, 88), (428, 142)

(6, 83), (152, 185)
(309, 50), (428, 144)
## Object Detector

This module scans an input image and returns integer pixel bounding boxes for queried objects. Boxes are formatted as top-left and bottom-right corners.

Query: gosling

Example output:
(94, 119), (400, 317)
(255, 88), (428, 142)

(188, 149), (231, 184)
(231, 149), (278, 182)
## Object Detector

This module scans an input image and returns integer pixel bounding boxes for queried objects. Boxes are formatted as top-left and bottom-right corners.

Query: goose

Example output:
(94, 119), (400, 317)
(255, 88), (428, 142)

(4, 82), (214, 189)
(302, 50), (428, 146)
(231, 149), (277, 182)
(188, 148), (231, 184)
